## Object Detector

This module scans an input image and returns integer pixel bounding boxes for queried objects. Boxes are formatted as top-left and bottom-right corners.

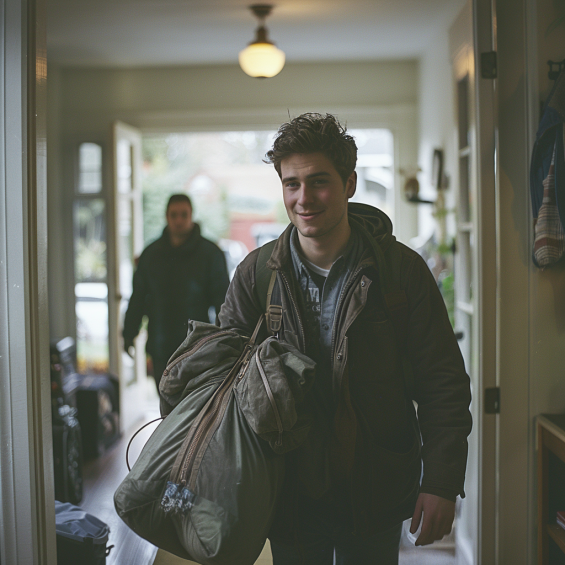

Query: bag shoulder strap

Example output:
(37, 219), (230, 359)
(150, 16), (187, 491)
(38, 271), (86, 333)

(255, 239), (282, 335)
(255, 240), (277, 311)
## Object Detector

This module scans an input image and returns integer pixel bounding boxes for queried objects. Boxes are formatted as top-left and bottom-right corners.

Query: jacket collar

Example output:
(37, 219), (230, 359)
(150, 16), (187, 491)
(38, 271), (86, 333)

(266, 203), (392, 273)
(159, 223), (201, 253)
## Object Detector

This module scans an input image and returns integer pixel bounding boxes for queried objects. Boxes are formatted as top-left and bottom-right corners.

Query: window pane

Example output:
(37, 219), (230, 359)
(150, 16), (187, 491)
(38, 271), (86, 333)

(78, 143), (102, 194)
(75, 283), (109, 374)
(350, 128), (394, 219)
(73, 199), (109, 373)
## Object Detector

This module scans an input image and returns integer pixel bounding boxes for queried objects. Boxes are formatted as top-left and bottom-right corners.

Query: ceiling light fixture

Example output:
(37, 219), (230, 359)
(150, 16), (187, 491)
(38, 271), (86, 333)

(239, 4), (285, 78)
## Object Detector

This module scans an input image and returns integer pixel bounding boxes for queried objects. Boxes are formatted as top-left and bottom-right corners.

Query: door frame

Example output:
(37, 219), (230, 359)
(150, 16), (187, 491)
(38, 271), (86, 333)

(0, 0), (502, 562)
(472, 0), (499, 563)
(0, 0), (56, 563)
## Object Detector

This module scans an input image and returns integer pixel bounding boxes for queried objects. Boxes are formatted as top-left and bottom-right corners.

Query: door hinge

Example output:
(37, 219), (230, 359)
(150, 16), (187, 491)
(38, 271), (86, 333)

(485, 387), (500, 414)
(481, 51), (497, 79)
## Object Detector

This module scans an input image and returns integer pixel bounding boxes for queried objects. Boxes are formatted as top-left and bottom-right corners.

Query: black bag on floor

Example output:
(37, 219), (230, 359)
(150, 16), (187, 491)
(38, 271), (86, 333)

(52, 405), (84, 504)
(55, 501), (113, 565)
(51, 342), (84, 504)
(76, 374), (120, 460)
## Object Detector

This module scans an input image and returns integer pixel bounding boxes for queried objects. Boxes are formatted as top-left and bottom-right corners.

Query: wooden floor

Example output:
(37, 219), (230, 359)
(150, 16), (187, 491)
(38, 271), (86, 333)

(155, 542), (455, 564)
(81, 407), (161, 565)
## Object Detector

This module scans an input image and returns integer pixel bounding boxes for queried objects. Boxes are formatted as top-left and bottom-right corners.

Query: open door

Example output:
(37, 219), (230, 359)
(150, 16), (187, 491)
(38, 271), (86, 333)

(108, 121), (149, 433)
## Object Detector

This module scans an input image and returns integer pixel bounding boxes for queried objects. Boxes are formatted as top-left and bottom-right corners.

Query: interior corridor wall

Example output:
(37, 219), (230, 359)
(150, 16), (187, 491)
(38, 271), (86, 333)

(492, 0), (565, 562)
(526, 0), (565, 562)
(47, 60), (420, 341)
(47, 64), (72, 340)
(417, 3), (462, 245)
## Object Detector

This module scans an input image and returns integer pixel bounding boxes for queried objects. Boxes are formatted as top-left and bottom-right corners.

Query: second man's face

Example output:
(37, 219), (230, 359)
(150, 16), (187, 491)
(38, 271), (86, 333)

(280, 152), (356, 240)
(166, 202), (193, 237)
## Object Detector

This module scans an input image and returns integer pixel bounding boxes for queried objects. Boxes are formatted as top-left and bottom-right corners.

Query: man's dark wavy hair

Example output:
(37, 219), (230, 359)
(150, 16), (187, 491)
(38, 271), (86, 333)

(265, 113), (357, 184)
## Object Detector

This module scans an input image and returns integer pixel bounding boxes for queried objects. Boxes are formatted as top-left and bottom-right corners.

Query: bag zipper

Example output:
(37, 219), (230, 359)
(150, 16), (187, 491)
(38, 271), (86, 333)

(254, 349), (284, 448)
(169, 342), (255, 490)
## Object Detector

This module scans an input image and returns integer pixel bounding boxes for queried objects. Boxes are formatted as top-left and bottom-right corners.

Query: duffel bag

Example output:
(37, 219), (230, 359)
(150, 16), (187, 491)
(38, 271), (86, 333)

(114, 313), (315, 565)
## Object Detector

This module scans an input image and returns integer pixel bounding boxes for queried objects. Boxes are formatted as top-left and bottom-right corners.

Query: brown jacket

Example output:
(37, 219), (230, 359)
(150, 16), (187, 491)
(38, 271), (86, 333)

(218, 203), (472, 537)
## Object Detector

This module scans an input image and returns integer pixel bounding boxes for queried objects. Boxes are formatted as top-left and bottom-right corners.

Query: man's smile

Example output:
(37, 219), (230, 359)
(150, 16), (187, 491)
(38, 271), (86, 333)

(297, 210), (323, 220)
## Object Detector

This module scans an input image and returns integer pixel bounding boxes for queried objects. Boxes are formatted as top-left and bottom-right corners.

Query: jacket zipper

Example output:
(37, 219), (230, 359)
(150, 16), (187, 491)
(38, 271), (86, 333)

(162, 330), (236, 378)
(255, 349), (284, 447)
(278, 271), (306, 351)
(330, 267), (364, 368)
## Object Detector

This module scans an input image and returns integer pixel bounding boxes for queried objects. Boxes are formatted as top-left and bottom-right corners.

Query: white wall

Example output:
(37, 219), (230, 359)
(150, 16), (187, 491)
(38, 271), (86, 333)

(47, 63), (74, 341)
(58, 61), (419, 134)
(417, 16), (460, 244)
(48, 60), (420, 339)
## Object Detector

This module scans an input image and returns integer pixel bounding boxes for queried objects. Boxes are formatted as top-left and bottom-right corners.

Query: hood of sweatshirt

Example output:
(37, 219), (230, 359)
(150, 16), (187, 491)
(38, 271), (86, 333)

(267, 203), (396, 271)
(348, 202), (395, 254)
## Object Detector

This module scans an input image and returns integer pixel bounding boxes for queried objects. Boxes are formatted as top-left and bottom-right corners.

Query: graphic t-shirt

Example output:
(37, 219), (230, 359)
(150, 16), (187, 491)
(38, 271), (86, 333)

(289, 227), (361, 412)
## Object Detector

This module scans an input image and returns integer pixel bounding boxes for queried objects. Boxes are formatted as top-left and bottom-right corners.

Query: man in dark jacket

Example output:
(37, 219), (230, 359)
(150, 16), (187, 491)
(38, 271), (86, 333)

(123, 194), (230, 389)
(218, 114), (472, 564)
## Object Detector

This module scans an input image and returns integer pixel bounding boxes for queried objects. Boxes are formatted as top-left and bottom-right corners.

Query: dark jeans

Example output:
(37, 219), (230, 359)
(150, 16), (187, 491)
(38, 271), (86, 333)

(270, 496), (402, 565)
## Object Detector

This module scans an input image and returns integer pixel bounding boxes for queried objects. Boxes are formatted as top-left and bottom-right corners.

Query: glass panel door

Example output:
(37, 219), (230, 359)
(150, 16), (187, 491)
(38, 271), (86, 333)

(110, 121), (147, 432)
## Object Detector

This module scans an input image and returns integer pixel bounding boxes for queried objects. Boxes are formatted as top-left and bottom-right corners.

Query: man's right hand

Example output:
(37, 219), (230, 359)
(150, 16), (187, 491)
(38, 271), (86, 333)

(124, 338), (135, 358)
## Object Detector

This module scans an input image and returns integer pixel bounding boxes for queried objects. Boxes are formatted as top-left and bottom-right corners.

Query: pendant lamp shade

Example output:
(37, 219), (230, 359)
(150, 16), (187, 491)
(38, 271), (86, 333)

(239, 5), (285, 78)
(239, 42), (285, 78)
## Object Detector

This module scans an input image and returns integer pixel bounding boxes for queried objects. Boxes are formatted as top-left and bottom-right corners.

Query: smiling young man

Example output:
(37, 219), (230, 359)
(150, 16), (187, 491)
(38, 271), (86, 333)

(218, 114), (472, 564)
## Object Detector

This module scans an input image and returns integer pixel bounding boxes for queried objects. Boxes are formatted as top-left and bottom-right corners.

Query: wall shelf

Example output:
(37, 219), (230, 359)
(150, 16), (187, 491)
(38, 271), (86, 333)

(548, 524), (565, 555)
(537, 414), (565, 564)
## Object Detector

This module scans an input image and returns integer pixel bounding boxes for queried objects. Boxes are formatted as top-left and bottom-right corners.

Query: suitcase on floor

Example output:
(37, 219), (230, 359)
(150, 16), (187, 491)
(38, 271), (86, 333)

(76, 374), (120, 460)
(53, 404), (84, 504)
(51, 341), (84, 504)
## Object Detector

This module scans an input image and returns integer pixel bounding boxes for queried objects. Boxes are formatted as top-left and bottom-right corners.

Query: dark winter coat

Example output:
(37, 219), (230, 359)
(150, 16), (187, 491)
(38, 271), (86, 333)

(123, 224), (230, 362)
(218, 204), (472, 539)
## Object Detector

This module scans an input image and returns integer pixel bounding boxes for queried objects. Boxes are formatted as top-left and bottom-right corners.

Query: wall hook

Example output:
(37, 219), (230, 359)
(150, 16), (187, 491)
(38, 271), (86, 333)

(547, 60), (565, 80)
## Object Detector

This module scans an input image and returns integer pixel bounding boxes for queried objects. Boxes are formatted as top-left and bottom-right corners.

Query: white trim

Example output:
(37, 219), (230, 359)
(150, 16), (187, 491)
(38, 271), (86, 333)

(0, 0), (55, 563)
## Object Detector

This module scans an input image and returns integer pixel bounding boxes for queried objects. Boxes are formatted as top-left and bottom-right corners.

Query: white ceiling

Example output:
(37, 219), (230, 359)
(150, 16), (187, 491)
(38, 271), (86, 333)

(47, 0), (464, 67)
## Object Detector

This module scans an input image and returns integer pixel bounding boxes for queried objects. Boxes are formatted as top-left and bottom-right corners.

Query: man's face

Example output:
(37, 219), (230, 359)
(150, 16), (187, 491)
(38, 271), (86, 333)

(281, 152), (356, 239)
(166, 202), (193, 237)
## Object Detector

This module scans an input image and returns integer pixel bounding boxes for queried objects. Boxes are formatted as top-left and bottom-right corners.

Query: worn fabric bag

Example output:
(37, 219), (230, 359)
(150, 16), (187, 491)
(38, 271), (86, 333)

(114, 313), (315, 565)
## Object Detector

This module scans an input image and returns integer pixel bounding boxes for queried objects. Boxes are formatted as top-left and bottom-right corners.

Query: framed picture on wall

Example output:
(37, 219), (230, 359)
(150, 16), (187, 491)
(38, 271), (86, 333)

(432, 148), (444, 190)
